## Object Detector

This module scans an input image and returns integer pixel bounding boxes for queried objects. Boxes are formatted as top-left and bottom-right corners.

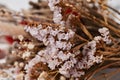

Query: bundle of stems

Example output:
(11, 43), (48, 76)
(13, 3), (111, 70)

(0, 0), (120, 80)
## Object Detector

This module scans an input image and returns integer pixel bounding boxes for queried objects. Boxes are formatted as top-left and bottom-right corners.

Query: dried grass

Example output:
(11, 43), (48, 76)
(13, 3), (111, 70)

(0, 0), (120, 80)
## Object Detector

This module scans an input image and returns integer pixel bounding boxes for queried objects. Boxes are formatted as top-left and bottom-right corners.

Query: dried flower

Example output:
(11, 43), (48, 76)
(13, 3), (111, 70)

(18, 35), (24, 41)
(0, 0), (119, 80)
(27, 43), (35, 49)
(47, 0), (64, 26)
(98, 27), (111, 44)
(24, 24), (112, 79)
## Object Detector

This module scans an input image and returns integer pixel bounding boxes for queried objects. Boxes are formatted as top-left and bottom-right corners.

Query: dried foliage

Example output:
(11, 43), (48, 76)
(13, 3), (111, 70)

(0, 0), (120, 80)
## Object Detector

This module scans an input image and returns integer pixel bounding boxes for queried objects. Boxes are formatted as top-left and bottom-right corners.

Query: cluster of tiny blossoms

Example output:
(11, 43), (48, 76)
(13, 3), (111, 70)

(24, 23), (111, 79)
(98, 27), (111, 44)
(79, 27), (111, 70)
(24, 24), (76, 79)
(80, 28), (111, 67)
(47, 0), (65, 26)
(23, 0), (112, 79)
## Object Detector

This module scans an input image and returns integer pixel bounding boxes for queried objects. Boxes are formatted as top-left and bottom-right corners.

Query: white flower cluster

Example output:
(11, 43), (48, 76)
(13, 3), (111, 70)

(25, 55), (41, 80)
(59, 56), (78, 77)
(47, 0), (60, 11)
(75, 27), (111, 71)
(24, 26), (110, 79)
(77, 27), (111, 70)
(58, 27), (111, 78)
(98, 27), (111, 44)
(47, 0), (65, 26)
(24, 25), (77, 78)
(59, 40), (102, 78)
(80, 40), (103, 69)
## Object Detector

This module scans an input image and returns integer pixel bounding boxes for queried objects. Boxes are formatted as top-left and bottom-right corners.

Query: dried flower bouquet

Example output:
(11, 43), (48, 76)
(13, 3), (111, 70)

(0, 0), (120, 80)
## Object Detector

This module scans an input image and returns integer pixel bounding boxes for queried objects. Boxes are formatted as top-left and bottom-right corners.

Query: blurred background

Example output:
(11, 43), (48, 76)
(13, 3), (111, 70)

(0, 0), (120, 11)
(0, 0), (38, 11)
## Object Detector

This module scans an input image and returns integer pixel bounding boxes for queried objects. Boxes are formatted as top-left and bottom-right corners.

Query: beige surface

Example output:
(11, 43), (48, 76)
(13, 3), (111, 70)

(0, 22), (27, 36)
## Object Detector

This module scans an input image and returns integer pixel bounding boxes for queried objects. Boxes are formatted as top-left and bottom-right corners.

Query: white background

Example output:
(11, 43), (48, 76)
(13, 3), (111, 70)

(0, 0), (38, 11)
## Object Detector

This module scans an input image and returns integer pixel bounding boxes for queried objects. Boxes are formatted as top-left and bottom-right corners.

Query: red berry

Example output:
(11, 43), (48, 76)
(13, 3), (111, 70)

(72, 11), (78, 16)
(5, 36), (14, 44)
(19, 20), (28, 25)
(65, 8), (72, 14)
